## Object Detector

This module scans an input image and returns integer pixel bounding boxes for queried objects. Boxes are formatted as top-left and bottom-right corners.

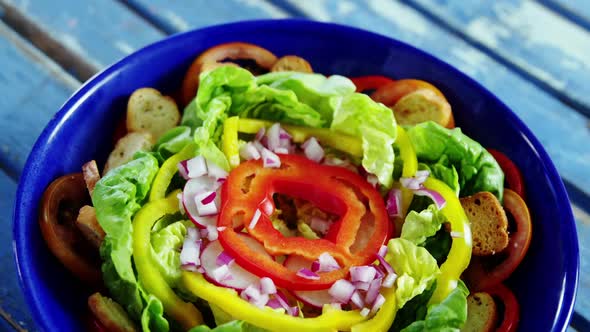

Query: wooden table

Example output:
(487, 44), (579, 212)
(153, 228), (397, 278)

(1, 1), (588, 331)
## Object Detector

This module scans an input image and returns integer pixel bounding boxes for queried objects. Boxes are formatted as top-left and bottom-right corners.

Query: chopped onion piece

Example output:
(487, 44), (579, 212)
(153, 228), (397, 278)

(365, 278), (382, 305)
(290, 306), (300, 317)
(302, 137), (324, 162)
(212, 265), (232, 283)
(366, 174), (379, 188)
(275, 290), (291, 311)
(266, 123), (281, 152)
(274, 147), (289, 154)
(353, 281), (370, 291)
(186, 156), (208, 178)
(350, 291), (364, 309)
(206, 225), (219, 241)
(376, 254), (395, 275)
(370, 294), (386, 314)
(310, 217), (331, 235)
(413, 188), (447, 210)
(242, 285), (269, 308)
(386, 189), (402, 217)
(415, 170), (430, 178)
(249, 209), (262, 229)
(217, 226), (227, 232)
(330, 303), (342, 310)
(279, 128), (292, 140)
(378, 245), (388, 258)
(258, 197), (274, 216)
(216, 251), (234, 266)
(266, 298), (282, 310)
(260, 277), (277, 295)
(329, 279), (356, 303)
(313, 252), (340, 273)
(382, 273), (398, 288)
(194, 191), (218, 216)
(261, 148), (281, 168)
(297, 268), (320, 280)
(206, 160), (228, 180)
(177, 160), (190, 180)
(360, 307), (371, 317)
(350, 266), (377, 283)
(240, 142), (261, 161)
(255, 127), (266, 141)
(180, 238), (201, 268)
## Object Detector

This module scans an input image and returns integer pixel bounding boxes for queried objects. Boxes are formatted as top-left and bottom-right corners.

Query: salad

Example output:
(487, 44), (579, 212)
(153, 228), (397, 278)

(39, 42), (532, 332)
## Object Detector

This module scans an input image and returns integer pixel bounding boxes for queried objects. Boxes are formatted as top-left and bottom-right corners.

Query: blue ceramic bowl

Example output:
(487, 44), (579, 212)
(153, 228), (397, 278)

(13, 19), (578, 331)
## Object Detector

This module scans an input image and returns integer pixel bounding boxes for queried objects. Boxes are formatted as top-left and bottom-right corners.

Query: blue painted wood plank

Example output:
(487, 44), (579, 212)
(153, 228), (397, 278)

(0, 169), (36, 331)
(404, 0), (590, 118)
(540, 0), (590, 31)
(0, 21), (79, 179)
(282, 0), (590, 319)
(122, 0), (287, 34)
(4, 0), (165, 68)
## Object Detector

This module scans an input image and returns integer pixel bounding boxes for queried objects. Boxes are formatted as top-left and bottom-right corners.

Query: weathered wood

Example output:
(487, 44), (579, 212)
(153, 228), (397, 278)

(404, 0), (590, 118)
(0, 0), (165, 79)
(0, 169), (35, 331)
(539, 0), (590, 31)
(0, 21), (79, 179)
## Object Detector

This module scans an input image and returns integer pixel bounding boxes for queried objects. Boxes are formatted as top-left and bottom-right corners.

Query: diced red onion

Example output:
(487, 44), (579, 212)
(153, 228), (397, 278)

(302, 137), (324, 162)
(365, 278), (382, 305)
(261, 148), (281, 168)
(194, 191), (218, 216)
(370, 294), (386, 314)
(376, 255), (395, 275)
(177, 160), (190, 180)
(180, 238), (201, 268)
(382, 272), (398, 288)
(266, 123), (281, 152)
(279, 128), (292, 140)
(310, 217), (331, 235)
(366, 174), (379, 188)
(360, 307), (371, 317)
(330, 303), (342, 310)
(275, 290), (291, 310)
(243, 285), (270, 308)
(255, 127), (266, 141)
(216, 251), (234, 266)
(249, 209), (262, 229)
(328, 279), (356, 303)
(206, 160), (228, 180)
(240, 142), (261, 161)
(350, 266), (377, 283)
(258, 197), (274, 216)
(212, 264), (232, 283)
(374, 266), (385, 279)
(378, 245), (388, 258)
(274, 147), (289, 154)
(260, 277), (277, 295)
(353, 281), (371, 291)
(350, 291), (365, 309)
(313, 252), (340, 273)
(297, 268), (320, 280)
(386, 189), (402, 217)
(415, 170), (430, 178)
(290, 306), (300, 317)
(206, 225), (219, 241)
(186, 156), (208, 178)
(413, 188), (446, 209)
(266, 298), (282, 310)
(400, 177), (424, 190)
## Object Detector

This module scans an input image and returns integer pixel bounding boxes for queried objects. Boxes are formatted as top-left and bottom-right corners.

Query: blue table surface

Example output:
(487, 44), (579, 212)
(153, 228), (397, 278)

(1, 0), (589, 331)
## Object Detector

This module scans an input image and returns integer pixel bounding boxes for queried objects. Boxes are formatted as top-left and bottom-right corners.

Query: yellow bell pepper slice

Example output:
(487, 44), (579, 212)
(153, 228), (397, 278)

(181, 271), (368, 332)
(238, 118), (363, 157)
(395, 126), (418, 217)
(350, 286), (397, 332)
(149, 143), (197, 202)
(133, 191), (203, 329)
(423, 177), (472, 305)
(222, 116), (240, 169)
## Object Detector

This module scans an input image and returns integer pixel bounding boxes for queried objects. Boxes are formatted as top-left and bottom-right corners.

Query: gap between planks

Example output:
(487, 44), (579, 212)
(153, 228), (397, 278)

(0, 0), (98, 82)
(537, 0), (590, 32)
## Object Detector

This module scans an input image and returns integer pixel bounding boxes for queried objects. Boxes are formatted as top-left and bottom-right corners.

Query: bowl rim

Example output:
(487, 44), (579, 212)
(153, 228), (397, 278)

(12, 18), (579, 331)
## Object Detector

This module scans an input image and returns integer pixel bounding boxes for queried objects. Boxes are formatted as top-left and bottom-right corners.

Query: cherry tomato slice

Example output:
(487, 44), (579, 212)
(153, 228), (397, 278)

(487, 149), (526, 200)
(349, 75), (394, 94)
(465, 189), (532, 291)
(485, 283), (520, 332)
(181, 42), (277, 105)
(39, 173), (102, 285)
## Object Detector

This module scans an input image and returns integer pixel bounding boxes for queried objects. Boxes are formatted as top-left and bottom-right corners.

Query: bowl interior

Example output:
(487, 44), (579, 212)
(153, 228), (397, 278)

(14, 20), (578, 331)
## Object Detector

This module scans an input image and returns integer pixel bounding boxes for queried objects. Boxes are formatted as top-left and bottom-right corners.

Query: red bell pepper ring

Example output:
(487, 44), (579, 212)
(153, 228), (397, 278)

(217, 154), (390, 290)
(487, 149), (526, 200)
(349, 75), (395, 93)
(485, 283), (520, 332)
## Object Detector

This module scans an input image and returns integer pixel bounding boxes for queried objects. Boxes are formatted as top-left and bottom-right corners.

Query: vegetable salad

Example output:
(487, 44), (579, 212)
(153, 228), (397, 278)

(39, 42), (532, 332)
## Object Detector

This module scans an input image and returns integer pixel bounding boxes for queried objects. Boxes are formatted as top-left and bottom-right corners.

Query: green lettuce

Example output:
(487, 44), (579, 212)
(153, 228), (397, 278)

(151, 219), (193, 287)
(401, 281), (469, 332)
(331, 93), (397, 187)
(406, 121), (504, 200)
(188, 320), (267, 332)
(418, 156), (460, 196)
(141, 292), (170, 332)
(92, 152), (159, 318)
(401, 204), (446, 245)
(153, 126), (193, 160)
(386, 238), (440, 309)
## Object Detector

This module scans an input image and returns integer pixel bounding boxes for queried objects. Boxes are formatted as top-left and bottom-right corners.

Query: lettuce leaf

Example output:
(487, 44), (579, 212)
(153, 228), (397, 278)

(92, 152), (159, 318)
(140, 292), (170, 332)
(401, 281), (469, 332)
(331, 93), (397, 187)
(406, 121), (504, 200)
(401, 204), (446, 245)
(154, 126), (193, 160)
(386, 238), (440, 309)
(188, 320), (267, 332)
(151, 219), (192, 287)
(418, 156), (460, 197)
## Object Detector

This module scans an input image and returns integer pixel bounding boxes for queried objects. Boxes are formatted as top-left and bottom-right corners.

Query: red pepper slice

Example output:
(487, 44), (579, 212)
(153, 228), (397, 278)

(485, 283), (520, 332)
(349, 75), (395, 93)
(217, 154), (390, 290)
(487, 149), (526, 200)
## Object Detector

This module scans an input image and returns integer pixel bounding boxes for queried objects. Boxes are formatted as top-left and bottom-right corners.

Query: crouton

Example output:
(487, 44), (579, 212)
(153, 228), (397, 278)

(391, 88), (455, 128)
(82, 160), (100, 195)
(271, 55), (313, 73)
(88, 293), (138, 332)
(103, 131), (154, 174)
(460, 192), (509, 256)
(75, 206), (105, 249)
(126, 87), (180, 140)
(461, 292), (498, 332)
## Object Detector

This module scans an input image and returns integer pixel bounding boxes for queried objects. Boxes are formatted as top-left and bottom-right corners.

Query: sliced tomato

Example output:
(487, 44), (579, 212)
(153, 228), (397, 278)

(39, 173), (102, 285)
(487, 149), (526, 200)
(485, 283), (520, 332)
(465, 189), (532, 291)
(349, 75), (394, 94)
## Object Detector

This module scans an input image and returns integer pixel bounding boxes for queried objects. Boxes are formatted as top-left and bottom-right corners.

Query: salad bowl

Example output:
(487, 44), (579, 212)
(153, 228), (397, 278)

(13, 19), (578, 331)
